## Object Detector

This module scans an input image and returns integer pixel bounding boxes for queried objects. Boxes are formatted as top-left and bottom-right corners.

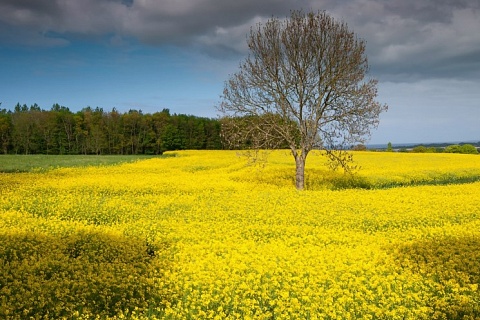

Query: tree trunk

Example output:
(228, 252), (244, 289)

(295, 155), (306, 190)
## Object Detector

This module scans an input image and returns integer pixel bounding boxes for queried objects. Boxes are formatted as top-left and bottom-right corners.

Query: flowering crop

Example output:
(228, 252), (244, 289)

(1, 150), (479, 319)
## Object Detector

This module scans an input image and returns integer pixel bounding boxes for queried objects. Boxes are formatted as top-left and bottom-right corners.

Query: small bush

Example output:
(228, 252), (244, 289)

(444, 144), (479, 154)
(352, 144), (367, 151)
(412, 145), (427, 153)
(461, 144), (479, 154)
(444, 144), (462, 153)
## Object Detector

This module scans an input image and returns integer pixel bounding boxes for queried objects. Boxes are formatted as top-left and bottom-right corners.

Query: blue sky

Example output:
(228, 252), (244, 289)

(1, 0), (479, 145)
(2, 38), (226, 117)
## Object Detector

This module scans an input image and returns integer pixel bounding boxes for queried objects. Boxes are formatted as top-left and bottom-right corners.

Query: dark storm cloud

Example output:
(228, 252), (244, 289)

(0, 0), (126, 45)
(327, 0), (480, 81)
(123, 0), (315, 52)
(1, 0), (479, 81)
(383, 0), (480, 23)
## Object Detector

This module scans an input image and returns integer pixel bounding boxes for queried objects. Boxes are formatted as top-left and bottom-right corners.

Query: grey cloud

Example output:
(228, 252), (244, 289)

(331, 0), (480, 81)
(124, 0), (311, 46)
(0, 0), (61, 17)
(0, 0), (130, 39)
(383, 0), (480, 24)
(0, 0), (306, 48)
(1, 0), (479, 82)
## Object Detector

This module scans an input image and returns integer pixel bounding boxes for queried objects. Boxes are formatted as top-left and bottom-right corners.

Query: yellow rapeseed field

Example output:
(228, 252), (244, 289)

(1, 150), (480, 319)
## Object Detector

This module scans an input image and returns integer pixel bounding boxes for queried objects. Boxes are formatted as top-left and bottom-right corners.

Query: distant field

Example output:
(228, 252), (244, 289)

(1, 150), (480, 319)
(0, 154), (165, 172)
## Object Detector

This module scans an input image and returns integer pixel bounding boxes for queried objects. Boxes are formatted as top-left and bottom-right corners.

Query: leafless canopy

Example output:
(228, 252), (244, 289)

(218, 10), (387, 189)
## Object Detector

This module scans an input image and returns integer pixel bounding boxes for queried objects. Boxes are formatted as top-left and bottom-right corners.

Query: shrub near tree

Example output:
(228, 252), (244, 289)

(412, 145), (436, 153)
(461, 144), (478, 154)
(353, 144), (367, 151)
(412, 145), (427, 153)
(444, 145), (462, 153)
(444, 144), (479, 154)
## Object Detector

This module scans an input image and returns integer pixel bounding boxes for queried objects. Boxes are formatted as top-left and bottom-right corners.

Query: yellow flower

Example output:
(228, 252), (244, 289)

(1, 150), (480, 318)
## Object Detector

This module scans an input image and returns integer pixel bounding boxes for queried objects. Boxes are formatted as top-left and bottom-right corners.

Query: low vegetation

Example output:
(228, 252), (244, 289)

(1, 151), (480, 319)
(0, 154), (162, 173)
(385, 142), (479, 154)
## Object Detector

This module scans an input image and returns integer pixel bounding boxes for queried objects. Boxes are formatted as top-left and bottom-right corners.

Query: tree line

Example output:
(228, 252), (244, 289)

(0, 103), (222, 155)
(407, 144), (479, 154)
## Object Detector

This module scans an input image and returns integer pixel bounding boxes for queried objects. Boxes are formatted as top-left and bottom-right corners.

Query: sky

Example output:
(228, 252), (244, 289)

(1, 0), (479, 145)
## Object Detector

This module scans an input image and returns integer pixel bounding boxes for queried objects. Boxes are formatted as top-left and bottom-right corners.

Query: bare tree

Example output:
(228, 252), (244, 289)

(218, 10), (388, 190)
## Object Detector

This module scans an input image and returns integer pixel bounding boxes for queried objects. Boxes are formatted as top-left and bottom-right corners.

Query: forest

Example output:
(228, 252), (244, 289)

(0, 103), (222, 155)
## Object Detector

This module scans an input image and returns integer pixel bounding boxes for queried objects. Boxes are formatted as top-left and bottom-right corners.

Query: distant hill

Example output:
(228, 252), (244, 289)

(367, 141), (480, 150)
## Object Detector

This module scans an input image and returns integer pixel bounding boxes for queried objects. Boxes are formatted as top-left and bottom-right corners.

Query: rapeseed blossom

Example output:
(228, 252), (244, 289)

(0, 150), (479, 319)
